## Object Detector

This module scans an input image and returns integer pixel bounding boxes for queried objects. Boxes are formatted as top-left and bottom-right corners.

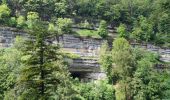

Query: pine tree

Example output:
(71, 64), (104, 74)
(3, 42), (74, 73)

(11, 20), (74, 99)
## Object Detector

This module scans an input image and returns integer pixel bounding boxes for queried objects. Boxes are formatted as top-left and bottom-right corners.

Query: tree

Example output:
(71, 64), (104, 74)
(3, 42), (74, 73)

(131, 16), (153, 42)
(130, 49), (167, 100)
(98, 20), (108, 38)
(150, 0), (170, 36)
(0, 37), (24, 99)
(17, 15), (26, 28)
(116, 23), (128, 38)
(163, 71), (170, 99)
(112, 38), (134, 100)
(10, 20), (74, 99)
(0, 3), (10, 19)
(48, 23), (55, 32)
(26, 11), (39, 29)
(158, 12), (170, 35)
(131, 27), (143, 42)
(73, 79), (116, 100)
(99, 41), (113, 83)
(0, 3), (10, 24)
(56, 18), (73, 35)
(112, 38), (133, 78)
(17, 0), (69, 20)
(8, 17), (17, 27)
(54, 1), (68, 17)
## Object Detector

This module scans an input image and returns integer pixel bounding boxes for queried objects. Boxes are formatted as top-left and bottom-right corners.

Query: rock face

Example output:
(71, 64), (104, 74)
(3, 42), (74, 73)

(0, 27), (105, 80)
(57, 34), (104, 57)
(68, 58), (100, 72)
(131, 43), (170, 62)
(0, 27), (170, 80)
(0, 27), (27, 47)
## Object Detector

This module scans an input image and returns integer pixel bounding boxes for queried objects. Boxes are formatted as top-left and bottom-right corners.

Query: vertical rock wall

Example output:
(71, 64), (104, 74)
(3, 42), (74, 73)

(0, 27), (105, 80)
(0, 27), (27, 47)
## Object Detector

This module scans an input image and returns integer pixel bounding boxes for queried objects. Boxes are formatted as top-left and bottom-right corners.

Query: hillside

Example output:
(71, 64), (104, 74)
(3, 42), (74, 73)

(0, 0), (170, 100)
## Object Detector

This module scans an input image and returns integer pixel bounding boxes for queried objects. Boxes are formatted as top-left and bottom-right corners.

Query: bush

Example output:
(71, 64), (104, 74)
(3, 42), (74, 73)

(74, 80), (116, 100)
(0, 4), (10, 19)
(56, 18), (73, 34)
(116, 24), (128, 38)
(8, 17), (17, 27)
(26, 12), (39, 29)
(98, 20), (108, 38)
(17, 16), (26, 28)
(0, 4), (10, 24)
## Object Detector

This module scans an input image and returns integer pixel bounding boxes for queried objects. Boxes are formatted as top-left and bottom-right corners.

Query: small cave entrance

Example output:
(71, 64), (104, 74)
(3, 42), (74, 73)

(70, 71), (93, 82)
(71, 72), (82, 79)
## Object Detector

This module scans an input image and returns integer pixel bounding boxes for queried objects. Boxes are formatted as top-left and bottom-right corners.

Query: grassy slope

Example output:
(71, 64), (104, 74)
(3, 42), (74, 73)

(75, 29), (101, 39)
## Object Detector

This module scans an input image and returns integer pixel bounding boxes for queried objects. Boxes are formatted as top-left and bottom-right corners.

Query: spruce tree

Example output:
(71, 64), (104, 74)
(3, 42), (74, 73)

(12, 19), (73, 99)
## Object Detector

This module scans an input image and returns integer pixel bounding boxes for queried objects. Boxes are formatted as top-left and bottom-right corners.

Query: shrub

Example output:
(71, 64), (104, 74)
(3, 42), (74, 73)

(17, 16), (26, 28)
(26, 12), (39, 29)
(56, 18), (73, 34)
(0, 4), (10, 19)
(8, 17), (17, 27)
(98, 20), (108, 38)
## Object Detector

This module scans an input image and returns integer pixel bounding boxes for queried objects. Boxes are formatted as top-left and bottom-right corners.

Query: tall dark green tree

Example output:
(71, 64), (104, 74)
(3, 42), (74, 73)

(9, 19), (74, 99)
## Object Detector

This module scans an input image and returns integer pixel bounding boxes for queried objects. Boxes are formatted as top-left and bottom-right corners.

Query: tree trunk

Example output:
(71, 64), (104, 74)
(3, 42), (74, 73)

(125, 85), (128, 100)
(40, 41), (44, 96)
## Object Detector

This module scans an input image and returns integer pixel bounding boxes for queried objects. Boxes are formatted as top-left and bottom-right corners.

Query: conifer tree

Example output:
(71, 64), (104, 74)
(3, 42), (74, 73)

(11, 19), (74, 99)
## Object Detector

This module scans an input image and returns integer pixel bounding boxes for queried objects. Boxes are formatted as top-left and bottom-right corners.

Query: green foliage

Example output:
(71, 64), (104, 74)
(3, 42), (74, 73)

(79, 20), (92, 29)
(11, 21), (75, 99)
(0, 3), (10, 19)
(0, 3), (11, 25)
(26, 12), (39, 29)
(163, 71), (170, 99)
(99, 41), (113, 83)
(0, 0), (169, 46)
(62, 52), (81, 59)
(0, 0), (169, 99)
(116, 24), (128, 38)
(56, 18), (73, 35)
(111, 38), (134, 99)
(17, 16), (26, 28)
(98, 20), (108, 38)
(8, 17), (17, 27)
(54, 1), (67, 17)
(131, 16), (153, 42)
(131, 27), (143, 42)
(76, 29), (100, 38)
(48, 23), (55, 32)
(158, 12), (170, 34)
(73, 80), (116, 100)
(27, 12), (39, 20)
(130, 49), (166, 100)
(112, 38), (133, 77)
(18, 0), (66, 20)
(83, 20), (91, 28)
(100, 39), (168, 99)
(0, 38), (23, 99)
(154, 33), (166, 45)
